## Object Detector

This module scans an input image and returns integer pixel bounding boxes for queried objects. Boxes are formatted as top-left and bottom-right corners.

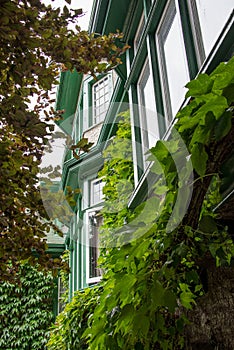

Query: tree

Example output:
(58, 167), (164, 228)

(0, 0), (128, 281)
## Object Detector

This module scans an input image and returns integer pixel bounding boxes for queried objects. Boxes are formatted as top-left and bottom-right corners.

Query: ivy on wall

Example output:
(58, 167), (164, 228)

(48, 57), (234, 349)
(47, 287), (99, 350)
(0, 262), (54, 350)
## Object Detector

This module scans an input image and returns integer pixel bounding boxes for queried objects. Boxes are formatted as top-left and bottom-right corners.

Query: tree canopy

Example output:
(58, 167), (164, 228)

(0, 0), (128, 280)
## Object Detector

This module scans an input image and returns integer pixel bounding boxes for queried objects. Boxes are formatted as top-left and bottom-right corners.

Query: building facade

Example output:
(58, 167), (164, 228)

(55, 0), (234, 299)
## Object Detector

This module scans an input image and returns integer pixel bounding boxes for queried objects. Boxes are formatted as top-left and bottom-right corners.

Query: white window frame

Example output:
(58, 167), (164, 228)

(90, 178), (104, 207)
(85, 207), (103, 284)
(92, 74), (112, 125)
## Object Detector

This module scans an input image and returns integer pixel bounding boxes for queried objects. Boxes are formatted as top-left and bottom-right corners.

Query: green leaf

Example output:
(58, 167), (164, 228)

(151, 279), (165, 308)
(214, 110), (232, 140)
(150, 141), (169, 162)
(191, 143), (208, 177)
(42, 29), (53, 39)
(195, 94), (228, 120)
(199, 215), (218, 234)
(186, 74), (213, 98)
(179, 283), (196, 310)
(190, 112), (215, 146)
(163, 290), (177, 312)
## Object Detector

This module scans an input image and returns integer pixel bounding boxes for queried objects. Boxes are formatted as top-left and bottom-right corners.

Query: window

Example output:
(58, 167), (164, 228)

(90, 178), (104, 206)
(92, 75), (112, 125)
(57, 277), (66, 314)
(195, 0), (233, 56)
(156, 0), (190, 121)
(138, 59), (159, 163)
(86, 209), (103, 283)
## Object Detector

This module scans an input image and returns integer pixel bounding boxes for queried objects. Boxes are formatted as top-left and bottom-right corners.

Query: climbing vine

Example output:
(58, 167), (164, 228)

(0, 262), (55, 350)
(48, 57), (234, 349)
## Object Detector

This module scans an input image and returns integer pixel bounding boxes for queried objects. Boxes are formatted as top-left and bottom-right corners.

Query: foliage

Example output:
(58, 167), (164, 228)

(48, 58), (234, 349)
(47, 286), (99, 350)
(98, 110), (134, 243)
(59, 250), (70, 305)
(48, 110), (133, 350)
(0, 0), (128, 280)
(0, 261), (55, 349)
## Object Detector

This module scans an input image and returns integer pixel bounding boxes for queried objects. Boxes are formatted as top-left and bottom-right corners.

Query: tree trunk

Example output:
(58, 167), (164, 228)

(185, 265), (234, 350)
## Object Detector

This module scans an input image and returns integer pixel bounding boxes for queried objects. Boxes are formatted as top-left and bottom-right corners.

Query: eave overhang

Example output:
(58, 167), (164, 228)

(55, 70), (83, 135)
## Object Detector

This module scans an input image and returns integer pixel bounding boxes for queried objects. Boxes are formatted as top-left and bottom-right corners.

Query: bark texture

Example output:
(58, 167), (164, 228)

(185, 266), (234, 350)
(183, 120), (234, 349)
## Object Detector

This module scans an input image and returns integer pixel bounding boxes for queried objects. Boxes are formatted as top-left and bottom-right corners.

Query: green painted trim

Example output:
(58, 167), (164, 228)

(130, 84), (144, 182)
(147, 0), (167, 34)
(122, 0), (143, 42)
(147, 33), (166, 137)
(143, 0), (152, 16)
(88, 80), (93, 127)
(178, 0), (199, 79)
(69, 240), (74, 300)
(102, 0), (112, 34)
(125, 44), (147, 89)
(73, 238), (78, 292)
(61, 145), (104, 191)
(102, 0), (131, 35)
(115, 56), (128, 81)
(46, 245), (65, 258)
(55, 71), (83, 135)
(89, 0), (109, 34)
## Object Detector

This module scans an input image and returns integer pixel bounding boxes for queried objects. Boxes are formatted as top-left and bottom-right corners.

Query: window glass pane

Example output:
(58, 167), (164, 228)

(138, 60), (159, 152)
(90, 179), (104, 205)
(163, 10), (189, 117)
(157, 1), (189, 119)
(88, 211), (103, 279)
(196, 0), (233, 55)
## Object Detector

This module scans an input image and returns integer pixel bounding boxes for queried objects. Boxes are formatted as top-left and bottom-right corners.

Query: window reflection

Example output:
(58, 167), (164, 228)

(157, 1), (189, 120)
(196, 0), (233, 55)
(88, 211), (103, 280)
(138, 59), (159, 156)
(92, 76), (110, 125)
(90, 179), (104, 206)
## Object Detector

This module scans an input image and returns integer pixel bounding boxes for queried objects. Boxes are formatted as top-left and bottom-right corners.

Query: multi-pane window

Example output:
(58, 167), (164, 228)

(92, 75), (111, 125)
(90, 179), (104, 206)
(156, 0), (190, 121)
(87, 210), (103, 283)
(138, 59), (159, 158)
